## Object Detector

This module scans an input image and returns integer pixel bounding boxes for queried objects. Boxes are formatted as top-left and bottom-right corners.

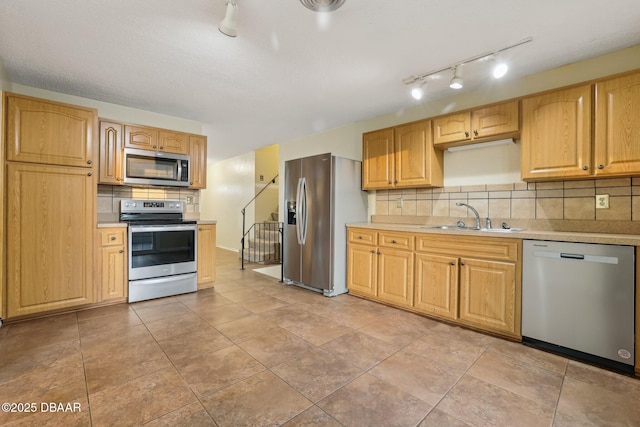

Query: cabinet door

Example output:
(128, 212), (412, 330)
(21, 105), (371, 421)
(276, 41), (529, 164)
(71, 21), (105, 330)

(394, 120), (443, 188)
(414, 253), (458, 320)
(433, 112), (471, 145)
(377, 247), (414, 308)
(100, 246), (126, 300)
(99, 121), (123, 184)
(458, 258), (516, 335)
(471, 101), (519, 139)
(347, 243), (378, 297)
(6, 163), (95, 318)
(521, 85), (592, 180)
(158, 130), (189, 155)
(6, 94), (96, 168)
(124, 125), (157, 151)
(189, 135), (208, 189)
(198, 224), (217, 288)
(362, 128), (394, 190)
(594, 72), (640, 176)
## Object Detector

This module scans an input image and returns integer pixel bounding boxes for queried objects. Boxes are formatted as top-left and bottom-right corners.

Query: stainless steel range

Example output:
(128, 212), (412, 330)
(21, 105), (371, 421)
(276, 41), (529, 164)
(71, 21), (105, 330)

(120, 199), (197, 302)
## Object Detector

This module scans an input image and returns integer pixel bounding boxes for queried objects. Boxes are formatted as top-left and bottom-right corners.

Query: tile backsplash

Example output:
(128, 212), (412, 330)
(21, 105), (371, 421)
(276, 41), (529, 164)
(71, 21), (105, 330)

(374, 178), (640, 222)
(98, 185), (200, 222)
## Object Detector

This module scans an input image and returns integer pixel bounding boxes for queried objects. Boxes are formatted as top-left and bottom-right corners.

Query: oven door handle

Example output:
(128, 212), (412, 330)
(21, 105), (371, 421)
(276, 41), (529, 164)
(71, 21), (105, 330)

(129, 224), (197, 233)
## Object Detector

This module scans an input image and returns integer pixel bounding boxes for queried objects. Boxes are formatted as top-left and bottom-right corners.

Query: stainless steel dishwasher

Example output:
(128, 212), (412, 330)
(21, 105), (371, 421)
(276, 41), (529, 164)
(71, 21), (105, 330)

(522, 239), (635, 373)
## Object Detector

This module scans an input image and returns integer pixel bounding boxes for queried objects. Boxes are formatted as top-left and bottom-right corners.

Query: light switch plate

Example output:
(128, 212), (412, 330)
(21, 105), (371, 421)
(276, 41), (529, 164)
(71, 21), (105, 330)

(596, 194), (609, 209)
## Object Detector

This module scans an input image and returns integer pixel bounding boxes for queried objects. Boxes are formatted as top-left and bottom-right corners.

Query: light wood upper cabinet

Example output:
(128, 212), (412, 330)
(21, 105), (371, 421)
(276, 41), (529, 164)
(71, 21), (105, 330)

(124, 125), (188, 155)
(189, 135), (208, 189)
(362, 121), (442, 190)
(99, 120), (123, 184)
(158, 130), (189, 155)
(6, 162), (95, 318)
(97, 227), (127, 301)
(124, 125), (157, 151)
(362, 128), (394, 189)
(197, 224), (216, 288)
(433, 101), (519, 148)
(394, 120), (443, 188)
(5, 93), (96, 168)
(594, 72), (640, 177)
(521, 85), (592, 180)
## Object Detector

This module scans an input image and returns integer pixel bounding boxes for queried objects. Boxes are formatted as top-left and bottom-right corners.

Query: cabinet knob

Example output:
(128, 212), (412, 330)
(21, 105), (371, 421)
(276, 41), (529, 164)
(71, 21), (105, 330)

(465, 131), (470, 137)
(110, 236), (116, 240)
(389, 181), (392, 184)
(394, 180), (398, 184)
(473, 130), (478, 136)
(450, 261), (455, 266)
(391, 239), (397, 243)
(153, 145), (157, 149)
(598, 164), (604, 169)
(371, 250), (376, 254)
(87, 160), (93, 165)
(159, 146), (164, 150)
(190, 181), (193, 185)
(358, 236), (363, 239)
(460, 261), (465, 266)
(119, 249), (124, 253)
(116, 177), (121, 181)
(582, 165), (589, 170)
(377, 250), (381, 255)
(87, 172), (92, 176)
(199, 228), (203, 231)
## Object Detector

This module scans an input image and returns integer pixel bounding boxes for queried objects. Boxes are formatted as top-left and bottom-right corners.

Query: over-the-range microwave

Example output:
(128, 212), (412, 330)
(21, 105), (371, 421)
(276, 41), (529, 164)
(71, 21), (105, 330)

(123, 148), (190, 187)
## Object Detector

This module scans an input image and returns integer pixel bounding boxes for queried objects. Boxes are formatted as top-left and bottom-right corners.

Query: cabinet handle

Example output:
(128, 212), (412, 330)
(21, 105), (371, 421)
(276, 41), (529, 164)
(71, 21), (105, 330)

(460, 261), (465, 266)
(118, 249), (124, 253)
(153, 145), (157, 149)
(358, 236), (363, 239)
(598, 164), (604, 169)
(465, 131), (469, 137)
(394, 180), (398, 184)
(87, 172), (92, 176)
(582, 165), (589, 170)
(371, 250), (376, 254)
(190, 181), (193, 185)
(391, 239), (397, 243)
(110, 236), (116, 241)
(450, 261), (455, 266)
(87, 160), (93, 165)
(116, 177), (121, 181)
(377, 250), (381, 255)
(159, 146), (164, 150)
(473, 130), (478, 136)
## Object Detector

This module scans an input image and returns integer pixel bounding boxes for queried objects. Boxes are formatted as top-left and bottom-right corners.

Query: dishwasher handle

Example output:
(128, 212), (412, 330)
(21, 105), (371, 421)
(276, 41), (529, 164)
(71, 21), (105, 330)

(560, 253), (585, 260)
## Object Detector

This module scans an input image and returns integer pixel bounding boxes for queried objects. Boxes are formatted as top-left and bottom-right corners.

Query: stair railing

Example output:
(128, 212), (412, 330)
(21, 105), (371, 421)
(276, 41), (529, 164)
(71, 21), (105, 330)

(241, 174), (280, 274)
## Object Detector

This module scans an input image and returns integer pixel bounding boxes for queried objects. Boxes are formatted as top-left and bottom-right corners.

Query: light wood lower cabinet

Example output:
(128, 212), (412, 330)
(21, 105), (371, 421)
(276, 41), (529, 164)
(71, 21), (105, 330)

(6, 162), (95, 318)
(458, 257), (517, 334)
(347, 227), (521, 338)
(414, 253), (458, 320)
(97, 227), (127, 301)
(197, 224), (216, 288)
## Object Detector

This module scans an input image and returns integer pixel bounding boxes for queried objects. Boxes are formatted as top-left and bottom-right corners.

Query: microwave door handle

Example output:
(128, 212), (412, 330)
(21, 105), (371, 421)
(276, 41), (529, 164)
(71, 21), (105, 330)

(177, 160), (182, 181)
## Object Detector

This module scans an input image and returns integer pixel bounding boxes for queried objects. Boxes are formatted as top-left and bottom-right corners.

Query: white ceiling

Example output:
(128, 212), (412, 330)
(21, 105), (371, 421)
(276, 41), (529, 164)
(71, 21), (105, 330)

(1, 0), (639, 163)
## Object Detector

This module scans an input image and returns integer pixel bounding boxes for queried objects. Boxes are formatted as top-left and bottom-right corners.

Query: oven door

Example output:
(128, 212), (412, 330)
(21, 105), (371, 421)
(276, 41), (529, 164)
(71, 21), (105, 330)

(128, 223), (197, 281)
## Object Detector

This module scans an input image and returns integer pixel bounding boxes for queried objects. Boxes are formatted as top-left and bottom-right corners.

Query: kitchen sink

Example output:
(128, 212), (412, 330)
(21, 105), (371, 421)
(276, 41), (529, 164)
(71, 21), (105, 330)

(423, 225), (523, 233)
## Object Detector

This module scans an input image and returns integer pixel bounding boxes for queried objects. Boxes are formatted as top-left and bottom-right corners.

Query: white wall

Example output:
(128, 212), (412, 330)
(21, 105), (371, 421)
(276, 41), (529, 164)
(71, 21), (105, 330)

(254, 144), (280, 223)
(0, 57), (11, 91)
(201, 152), (256, 251)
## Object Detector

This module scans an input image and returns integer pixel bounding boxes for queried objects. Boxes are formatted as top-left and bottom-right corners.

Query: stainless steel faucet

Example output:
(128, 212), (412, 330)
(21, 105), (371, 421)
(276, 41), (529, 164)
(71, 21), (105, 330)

(456, 202), (481, 229)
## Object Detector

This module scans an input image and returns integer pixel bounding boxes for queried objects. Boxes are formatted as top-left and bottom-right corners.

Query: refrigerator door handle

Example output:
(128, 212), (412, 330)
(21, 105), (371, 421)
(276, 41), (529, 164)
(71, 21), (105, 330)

(300, 177), (308, 245)
(295, 178), (303, 244)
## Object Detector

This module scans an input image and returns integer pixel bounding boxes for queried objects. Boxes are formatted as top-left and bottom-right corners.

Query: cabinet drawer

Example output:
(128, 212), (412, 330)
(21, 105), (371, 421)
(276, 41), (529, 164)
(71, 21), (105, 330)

(348, 228), (378, 246)
(379, 232), (414, 251)
(416, 234), (517, 262)
(100, 229), (126, 246)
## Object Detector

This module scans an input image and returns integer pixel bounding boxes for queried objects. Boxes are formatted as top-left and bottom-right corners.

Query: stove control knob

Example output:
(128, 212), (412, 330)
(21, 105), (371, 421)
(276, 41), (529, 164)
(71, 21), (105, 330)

(124, 202), (129, 207)
(132, 203), (137, 207)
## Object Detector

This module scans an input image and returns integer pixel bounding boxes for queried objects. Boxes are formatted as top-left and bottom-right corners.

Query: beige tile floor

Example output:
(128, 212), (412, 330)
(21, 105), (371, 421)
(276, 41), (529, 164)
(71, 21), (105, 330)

(1, 248), (639, 426)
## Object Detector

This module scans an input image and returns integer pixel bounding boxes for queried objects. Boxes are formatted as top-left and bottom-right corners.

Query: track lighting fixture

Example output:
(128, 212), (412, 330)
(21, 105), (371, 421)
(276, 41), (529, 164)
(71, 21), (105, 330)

(402, 36), (533, 98)
(449, 66), (463, 89)
(219, 0), (238, 37)
(300, 0), (345, 12)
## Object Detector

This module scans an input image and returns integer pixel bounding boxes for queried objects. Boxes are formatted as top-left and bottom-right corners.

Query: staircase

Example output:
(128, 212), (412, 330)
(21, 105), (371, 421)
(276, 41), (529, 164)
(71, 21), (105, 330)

(240, 219), (282, 264)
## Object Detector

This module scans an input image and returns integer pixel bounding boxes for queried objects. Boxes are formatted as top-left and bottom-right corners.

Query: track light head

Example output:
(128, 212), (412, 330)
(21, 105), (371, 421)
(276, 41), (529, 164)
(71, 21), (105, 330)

(449, 66), (463, 89)
(411, 81), (427, 100)
(219, 1), (238, 37)
(493, 62), (508, 79)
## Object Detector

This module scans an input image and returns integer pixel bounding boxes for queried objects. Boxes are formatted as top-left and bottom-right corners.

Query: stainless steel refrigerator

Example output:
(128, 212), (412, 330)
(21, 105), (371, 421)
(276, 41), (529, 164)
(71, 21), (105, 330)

(284, 153), (368, 296)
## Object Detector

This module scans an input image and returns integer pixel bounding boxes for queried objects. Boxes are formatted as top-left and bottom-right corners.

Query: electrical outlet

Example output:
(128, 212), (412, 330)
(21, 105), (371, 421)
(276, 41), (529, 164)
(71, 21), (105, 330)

(186, 196), (194, 204)
(396, 198), (403, 208)
(596, 194), (609, 209)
